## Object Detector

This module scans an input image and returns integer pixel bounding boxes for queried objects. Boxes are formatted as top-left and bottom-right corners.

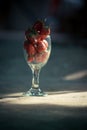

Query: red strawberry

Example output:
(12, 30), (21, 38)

(25, 28), (37, 43)
(32, 20), (44, 34)
(28, 34), (37, 43)
(43, 39), (48, 48)
(27, 55), (35, 62)
(36, 40), (48, 53)
(27, 43), (36, 56)
(41, 26), (50, 39)
(35, 34), (42, 42)
(35, 51), (50, 63)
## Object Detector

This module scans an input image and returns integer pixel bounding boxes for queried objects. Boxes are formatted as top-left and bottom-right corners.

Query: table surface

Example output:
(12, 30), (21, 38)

(0, 40), (87, 130)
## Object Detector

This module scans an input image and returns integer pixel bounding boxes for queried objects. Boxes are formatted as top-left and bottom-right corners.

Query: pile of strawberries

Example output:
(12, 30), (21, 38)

(24, 20), (50, 63)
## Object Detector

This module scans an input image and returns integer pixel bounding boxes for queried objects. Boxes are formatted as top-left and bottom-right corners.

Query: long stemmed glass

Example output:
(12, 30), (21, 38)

(23, 33), (51, 96)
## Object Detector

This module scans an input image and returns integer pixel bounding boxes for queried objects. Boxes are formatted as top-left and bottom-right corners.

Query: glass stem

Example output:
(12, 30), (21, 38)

(31, 68), (41, 89)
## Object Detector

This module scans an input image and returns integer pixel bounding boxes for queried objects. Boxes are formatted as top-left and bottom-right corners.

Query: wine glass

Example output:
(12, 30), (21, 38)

(23, 35), (51, 96)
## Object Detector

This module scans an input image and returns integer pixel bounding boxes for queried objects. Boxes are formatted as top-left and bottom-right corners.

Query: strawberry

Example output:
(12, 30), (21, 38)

(36, 40), (48, 53)
(35, 51), (50, 63)
(27, 43), (36, 56)
(32, 20), (44, 34)
(40, 26), (50, 39)
(43, 39), (48, 48)
(25, 29), (37, 43)
(27, 55), (35, 62)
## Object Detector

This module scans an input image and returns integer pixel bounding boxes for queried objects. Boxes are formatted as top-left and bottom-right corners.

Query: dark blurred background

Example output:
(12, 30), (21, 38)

(0, 0), (87, 41)
(0, 0), (87, 88)
(0, 0), (87, 87)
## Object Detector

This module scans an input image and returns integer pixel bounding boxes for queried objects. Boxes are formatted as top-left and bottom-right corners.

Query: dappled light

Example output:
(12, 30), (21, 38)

(0, 91), (87, 107)
(63, 70), (87, 80)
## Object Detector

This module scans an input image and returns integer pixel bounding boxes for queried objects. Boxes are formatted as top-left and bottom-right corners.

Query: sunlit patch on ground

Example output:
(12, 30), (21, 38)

(63, 70), (87, 80)
(0, 91), (87, 107)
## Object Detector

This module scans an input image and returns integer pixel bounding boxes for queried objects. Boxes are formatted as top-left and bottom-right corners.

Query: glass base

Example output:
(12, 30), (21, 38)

(23, 88), (47, 96)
